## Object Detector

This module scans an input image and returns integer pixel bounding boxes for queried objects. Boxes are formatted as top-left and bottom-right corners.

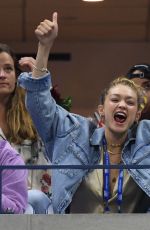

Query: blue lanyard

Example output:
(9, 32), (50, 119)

(103, 150), (110, 212)
(103, 138), (124, 213)
(117, 168), (124, 213)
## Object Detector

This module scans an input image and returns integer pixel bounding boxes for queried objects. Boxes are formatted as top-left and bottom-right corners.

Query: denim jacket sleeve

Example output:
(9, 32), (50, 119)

(18, 72), (75, 162)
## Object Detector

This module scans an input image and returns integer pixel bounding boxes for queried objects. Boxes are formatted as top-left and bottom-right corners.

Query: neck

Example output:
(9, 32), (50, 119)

(105, 129), (127, 147)
(0, 94), (10, 105)
(0, 103), (6, 115)
(0, 103), (8, 135)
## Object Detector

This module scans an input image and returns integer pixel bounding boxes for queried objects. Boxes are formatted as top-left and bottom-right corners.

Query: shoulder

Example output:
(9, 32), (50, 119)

(0, 140), (24, 165)
(135, 120), (150, 145)
(138, 119), (150, 132)
(57, 109), (95, 135)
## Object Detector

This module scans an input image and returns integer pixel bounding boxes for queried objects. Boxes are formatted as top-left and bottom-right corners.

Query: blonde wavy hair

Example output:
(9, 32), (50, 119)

(100, 76), (147, 111)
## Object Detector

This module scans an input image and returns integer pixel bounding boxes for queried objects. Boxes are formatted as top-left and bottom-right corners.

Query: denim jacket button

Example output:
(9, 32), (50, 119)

(54, 160), (58, 164)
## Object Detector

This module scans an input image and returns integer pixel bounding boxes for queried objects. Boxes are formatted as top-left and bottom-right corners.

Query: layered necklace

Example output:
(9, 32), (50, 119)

(107, 143), (122, 156)
(103, 137), (124, 213)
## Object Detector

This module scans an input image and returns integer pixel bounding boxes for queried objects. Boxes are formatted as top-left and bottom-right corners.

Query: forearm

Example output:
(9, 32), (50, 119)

(32, 42), (53, 78)
(32, 12), (58, 78)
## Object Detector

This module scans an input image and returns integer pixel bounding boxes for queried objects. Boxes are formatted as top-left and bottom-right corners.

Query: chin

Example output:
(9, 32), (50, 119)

(117, 123), (130, 131)
(0, 90), (11, 96)
(111, 125), (128, 135)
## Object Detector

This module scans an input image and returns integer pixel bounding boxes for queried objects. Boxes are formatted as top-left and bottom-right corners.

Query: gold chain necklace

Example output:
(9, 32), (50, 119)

(109, 143), (122, 147)
(108, 150), (121, 155)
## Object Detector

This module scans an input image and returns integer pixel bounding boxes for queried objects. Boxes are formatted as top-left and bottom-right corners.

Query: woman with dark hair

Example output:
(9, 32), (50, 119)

(0, 43), (38, 144)
(0, 43), (52, 213)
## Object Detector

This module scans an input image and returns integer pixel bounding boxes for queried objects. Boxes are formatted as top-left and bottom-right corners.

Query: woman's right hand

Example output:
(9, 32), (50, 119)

(35, 12), (58, 47)
(32, 12), (58, 78)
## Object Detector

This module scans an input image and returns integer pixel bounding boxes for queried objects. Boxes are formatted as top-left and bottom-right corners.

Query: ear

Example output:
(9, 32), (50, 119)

(135, 110), (141, 122)
(97, 105), (105, 127)
(98, 104), (104, 116)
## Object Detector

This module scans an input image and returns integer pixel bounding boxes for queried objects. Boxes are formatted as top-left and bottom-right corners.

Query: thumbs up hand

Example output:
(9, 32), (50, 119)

(35, 12), (58, 46)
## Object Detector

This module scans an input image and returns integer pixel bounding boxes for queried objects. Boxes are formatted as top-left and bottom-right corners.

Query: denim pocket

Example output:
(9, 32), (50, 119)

(55, 143), (89, 178)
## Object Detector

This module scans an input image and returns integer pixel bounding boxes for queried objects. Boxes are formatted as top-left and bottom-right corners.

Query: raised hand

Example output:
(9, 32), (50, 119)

(32, 12), (58, 77)
(19, 57), (36, 72)
(35, 12), (58, 46)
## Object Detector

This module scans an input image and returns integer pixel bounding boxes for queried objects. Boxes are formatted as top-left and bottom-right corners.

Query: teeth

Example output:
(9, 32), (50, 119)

(114, 111), (127, 123)
(116, 112), (126, 117)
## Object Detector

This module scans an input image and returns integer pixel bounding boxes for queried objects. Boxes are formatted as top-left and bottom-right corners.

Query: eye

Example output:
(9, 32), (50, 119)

(126, 100), (135, 106)
(143, 82), (150, 91)
(111, 98), (119, 103)
(4, 65), (14, 73)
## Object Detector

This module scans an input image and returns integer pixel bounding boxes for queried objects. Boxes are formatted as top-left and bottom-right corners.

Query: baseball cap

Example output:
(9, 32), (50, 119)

(127, 64), (150, 80)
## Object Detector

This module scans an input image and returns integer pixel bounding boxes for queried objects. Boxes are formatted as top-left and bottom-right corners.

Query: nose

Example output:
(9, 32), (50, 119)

(0, 68), (6, 78)
(118, 100), (127, 108)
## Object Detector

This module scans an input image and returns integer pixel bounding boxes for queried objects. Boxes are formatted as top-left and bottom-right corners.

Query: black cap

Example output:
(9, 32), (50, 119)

(127, 64), (150, 80)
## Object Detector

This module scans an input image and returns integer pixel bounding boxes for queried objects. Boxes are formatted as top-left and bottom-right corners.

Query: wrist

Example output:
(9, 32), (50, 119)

(32, 64), (48, 73)
(38, 41), (53, 51)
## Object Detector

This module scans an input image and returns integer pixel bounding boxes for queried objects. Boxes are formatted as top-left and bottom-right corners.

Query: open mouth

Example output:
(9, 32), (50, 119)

(114, 112), (127, 123)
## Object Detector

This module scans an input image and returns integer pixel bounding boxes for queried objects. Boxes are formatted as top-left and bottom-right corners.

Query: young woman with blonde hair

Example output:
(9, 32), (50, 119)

(19, 12), (150, 213)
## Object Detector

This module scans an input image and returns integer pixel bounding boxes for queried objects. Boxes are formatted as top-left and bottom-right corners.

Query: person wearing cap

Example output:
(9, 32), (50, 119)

(127, 64), (150, 120)
(126, 64), (150, 212)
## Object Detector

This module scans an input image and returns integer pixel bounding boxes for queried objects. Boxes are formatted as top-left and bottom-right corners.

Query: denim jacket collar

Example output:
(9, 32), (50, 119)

(90, 120), (150, 148)
(89, 126), (134, 147)
(90, 127), (105, 146)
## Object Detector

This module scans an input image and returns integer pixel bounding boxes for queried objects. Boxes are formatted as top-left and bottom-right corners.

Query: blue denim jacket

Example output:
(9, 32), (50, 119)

(18, 72), (150, 214)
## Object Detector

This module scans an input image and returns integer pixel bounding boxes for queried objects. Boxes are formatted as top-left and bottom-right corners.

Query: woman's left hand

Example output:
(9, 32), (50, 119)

(19, 57), (36, 72)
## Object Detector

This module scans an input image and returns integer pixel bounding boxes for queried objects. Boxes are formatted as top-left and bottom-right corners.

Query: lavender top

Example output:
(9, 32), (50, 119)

(0, 140), (28, 213)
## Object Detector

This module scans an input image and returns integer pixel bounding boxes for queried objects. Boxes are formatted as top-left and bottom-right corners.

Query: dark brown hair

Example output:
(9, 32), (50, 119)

(0, 43), (37, 144)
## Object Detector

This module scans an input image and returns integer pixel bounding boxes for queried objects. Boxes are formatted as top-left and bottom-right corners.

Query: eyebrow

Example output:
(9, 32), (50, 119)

(110, 94), (136, 100)
(3, 63), (14, 67)
(4, 63), (13, 65)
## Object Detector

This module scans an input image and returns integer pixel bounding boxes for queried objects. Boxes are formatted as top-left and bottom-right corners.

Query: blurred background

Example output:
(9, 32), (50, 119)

(1, 0), (150, 115)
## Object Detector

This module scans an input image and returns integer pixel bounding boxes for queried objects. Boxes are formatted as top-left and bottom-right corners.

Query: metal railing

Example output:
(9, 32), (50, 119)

(0, 164), (150, 214)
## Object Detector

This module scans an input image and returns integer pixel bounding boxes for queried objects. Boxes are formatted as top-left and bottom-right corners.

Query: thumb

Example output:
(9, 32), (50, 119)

(52, 12), (58, 24)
